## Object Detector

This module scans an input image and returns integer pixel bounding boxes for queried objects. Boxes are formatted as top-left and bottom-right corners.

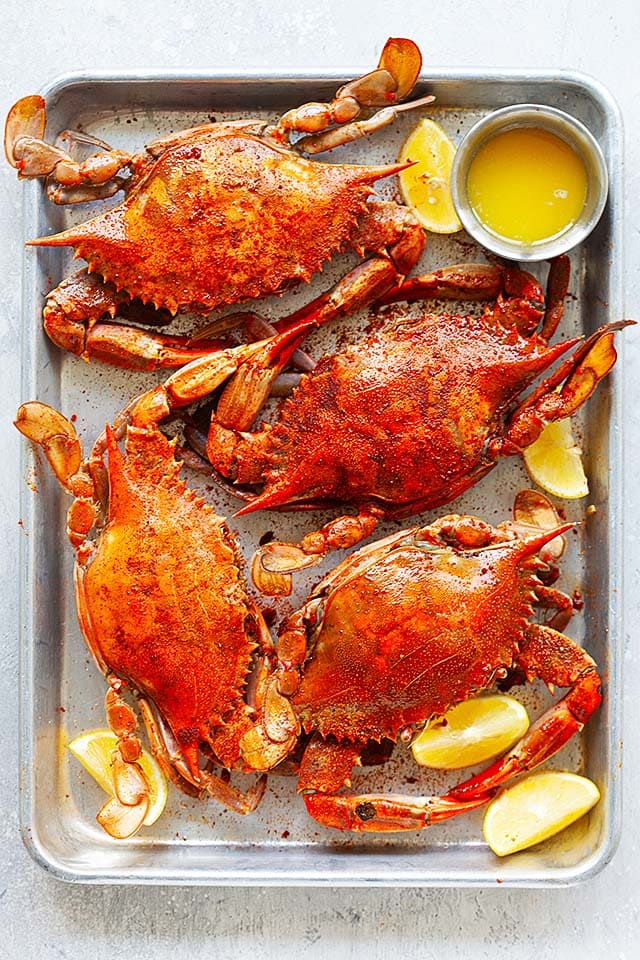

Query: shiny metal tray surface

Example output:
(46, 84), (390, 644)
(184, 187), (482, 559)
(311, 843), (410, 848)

(19, 68), (624, 886)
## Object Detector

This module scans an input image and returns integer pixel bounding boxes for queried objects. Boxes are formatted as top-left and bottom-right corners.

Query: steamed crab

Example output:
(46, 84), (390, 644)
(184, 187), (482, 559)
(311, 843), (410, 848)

(264, 491), (601, 831)
(178, 256), (629, 594)
(15, 352), (287, 838)
(5, 39), (430, 369)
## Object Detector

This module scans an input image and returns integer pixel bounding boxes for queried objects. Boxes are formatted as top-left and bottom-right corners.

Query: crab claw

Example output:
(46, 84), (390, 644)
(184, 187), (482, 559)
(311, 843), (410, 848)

(250, 551), (292, 598)
(97, 795), (150, 840)
(4, 94), (46, 167)
(259, 541), (322, 574)
(4, 95), (73, 180)
(12, 137), (71, 179)
(336, 38), (423, 108)
(251, 541), (322, 596)
(378, 37), (423, 101)
(111, 753), (151, 807)
(111, 753), (150, 807)
(514, 489), (563, 529)
(14, 401), (82, 489)
(509, 489), (567, 561)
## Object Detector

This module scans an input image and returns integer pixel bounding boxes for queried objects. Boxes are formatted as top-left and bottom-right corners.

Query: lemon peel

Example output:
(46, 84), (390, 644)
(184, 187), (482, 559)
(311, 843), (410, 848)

(411, 695), (529, 769)
(68, 728), (167, 826)
(483, 771), (600, 857)
(398, 118), (462, 234)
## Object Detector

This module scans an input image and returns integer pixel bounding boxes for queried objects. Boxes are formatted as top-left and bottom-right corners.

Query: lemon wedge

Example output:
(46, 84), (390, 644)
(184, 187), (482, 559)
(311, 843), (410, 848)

(68, 729), (167, 826)
(398, 118), (462, 234)
(523, 418), (588, 499)
(411, 695), (529, 769)
(483, 771), (600, 857)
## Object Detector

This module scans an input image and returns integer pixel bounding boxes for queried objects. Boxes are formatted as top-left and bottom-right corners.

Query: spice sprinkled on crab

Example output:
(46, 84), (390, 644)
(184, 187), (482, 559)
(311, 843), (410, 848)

(14, 350), (291, 837)
(16, 353), (600, 835)
(177, 256), (631, 594)
(261, 492), (601, 831)
(5, 39), (431, 369)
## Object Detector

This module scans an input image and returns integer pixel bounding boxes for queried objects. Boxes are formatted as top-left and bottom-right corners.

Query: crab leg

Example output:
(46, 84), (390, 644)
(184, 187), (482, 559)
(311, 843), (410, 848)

(272, 38), (427, 152)
(86, 324), (228, 370)
(14, 401), (100, 562)
(242, 257), (525, 361)
(297, 738), (489, 832)
(493, 320), (634, 455)
(249, 460), (498, 597)
(539, 254), (571, 341)
(199, 769), (268, 814)
(383, 261), (553, 336)
(296, 96), (436, 155)
(137, 698), (202, 799)
(533, 584), (575, 632)
(184, 322), (337, 488)
(41, 269), (227, 369)
(252, 507), (385, 596)
(380, 263), (507, 304)
(271, 202), (425, 333)
(95, 690), (152, 842)
(499, 488), (567, 563)
(303, 790), (490, 832)
(146, 328), (311, 490)
(214, 328), (310, 430)
(77, 578), (154, 830)
(252, 259), (557, 357)
(139, 693), (268, 812)
(5, 95), (133, 202)
(382, 260), (571, 341)
(446, 624), (601, 803)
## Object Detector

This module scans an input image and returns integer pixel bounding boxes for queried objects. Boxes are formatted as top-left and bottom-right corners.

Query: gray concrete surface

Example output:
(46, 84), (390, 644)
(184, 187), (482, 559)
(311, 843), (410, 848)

(1, 0), (638, 955)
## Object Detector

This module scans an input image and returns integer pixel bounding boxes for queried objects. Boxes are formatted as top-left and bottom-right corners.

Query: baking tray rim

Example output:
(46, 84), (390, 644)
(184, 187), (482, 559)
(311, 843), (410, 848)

(17, 65), (625, 886)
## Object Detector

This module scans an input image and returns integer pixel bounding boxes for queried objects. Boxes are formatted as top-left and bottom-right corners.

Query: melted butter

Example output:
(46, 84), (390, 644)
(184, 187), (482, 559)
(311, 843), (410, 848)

(467, 127), (588, 244)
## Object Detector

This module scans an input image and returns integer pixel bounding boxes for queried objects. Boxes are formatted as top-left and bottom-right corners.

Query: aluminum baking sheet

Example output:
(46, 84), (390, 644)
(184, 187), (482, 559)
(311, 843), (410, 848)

(18, 68), (624, 886)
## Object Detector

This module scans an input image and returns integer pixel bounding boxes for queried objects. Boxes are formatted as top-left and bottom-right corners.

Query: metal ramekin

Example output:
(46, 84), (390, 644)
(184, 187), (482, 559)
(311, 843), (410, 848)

(450, 104), (609, 260)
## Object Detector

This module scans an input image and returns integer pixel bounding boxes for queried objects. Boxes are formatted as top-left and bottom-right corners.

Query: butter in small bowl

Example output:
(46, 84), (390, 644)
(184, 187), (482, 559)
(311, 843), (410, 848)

(450, 104), (608, 261)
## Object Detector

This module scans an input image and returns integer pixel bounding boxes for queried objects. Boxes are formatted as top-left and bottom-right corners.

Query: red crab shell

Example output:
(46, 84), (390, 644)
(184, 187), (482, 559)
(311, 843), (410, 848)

(241, 307), (579, 515)
(291, 533), (547, 743)
(80, 423), (256, 777)
(30, 132), (406, 314)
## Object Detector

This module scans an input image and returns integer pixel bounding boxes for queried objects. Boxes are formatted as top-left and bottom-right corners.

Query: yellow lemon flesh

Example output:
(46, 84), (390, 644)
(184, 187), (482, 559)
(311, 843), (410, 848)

(411, 695), (530, 769)
(398, 118), (462, 234)
(523, 418), (588, 499)
(68, 729), (167, 827)
(483, 771), (600, 857)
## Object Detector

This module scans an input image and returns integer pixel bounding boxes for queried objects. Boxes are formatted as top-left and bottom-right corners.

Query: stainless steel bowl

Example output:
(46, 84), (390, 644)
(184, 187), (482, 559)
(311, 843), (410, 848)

(450, 104), (608, 260)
